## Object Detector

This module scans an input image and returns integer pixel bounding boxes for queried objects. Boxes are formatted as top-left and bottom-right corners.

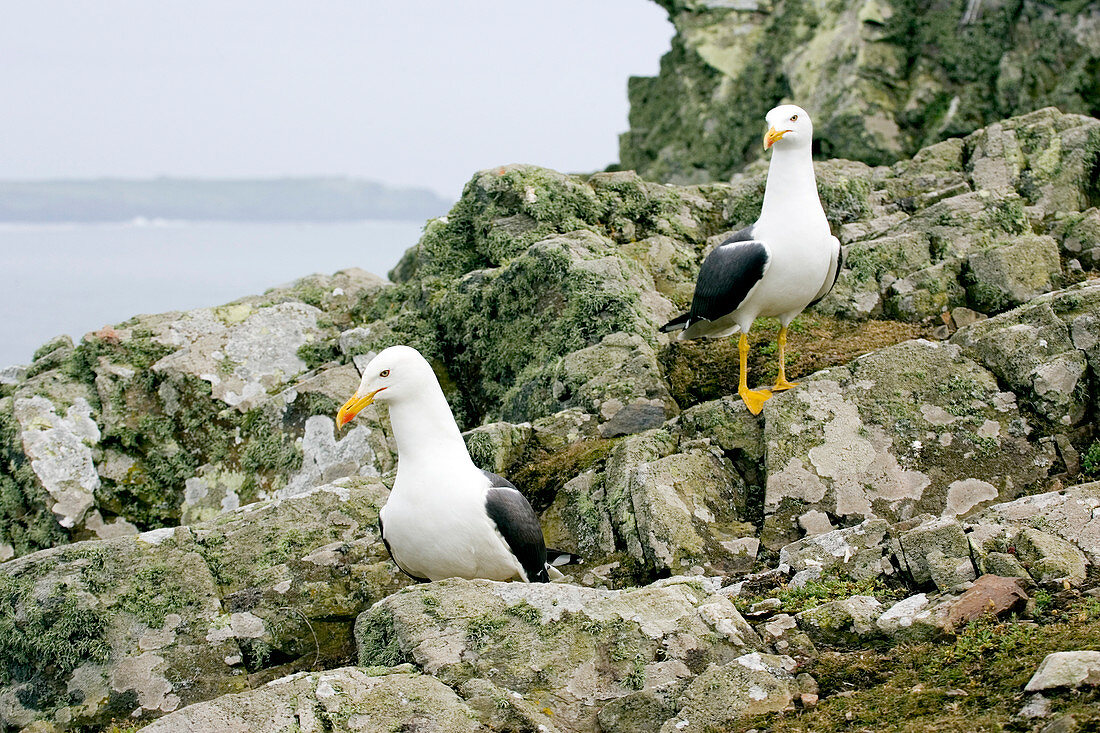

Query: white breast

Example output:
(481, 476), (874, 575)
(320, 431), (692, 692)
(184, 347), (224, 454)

(380, 466), (528, 582)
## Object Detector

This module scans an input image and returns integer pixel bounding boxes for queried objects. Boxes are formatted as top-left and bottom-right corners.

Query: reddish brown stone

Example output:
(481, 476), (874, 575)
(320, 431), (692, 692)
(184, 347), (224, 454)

(944, 574), (1028, 629)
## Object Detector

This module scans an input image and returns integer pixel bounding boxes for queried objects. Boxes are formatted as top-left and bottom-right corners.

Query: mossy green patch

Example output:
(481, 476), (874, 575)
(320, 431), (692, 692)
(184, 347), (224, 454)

(748, 596), (1100, 732)
(115, 561), (202, 628)
(356, 608), (412, 667)
(0, 573), (111, 687)
(0, 401), (68, 556)
(466, 613), (509, 649)
(509, 439), (615, 511)
(738, 571), (906, 616)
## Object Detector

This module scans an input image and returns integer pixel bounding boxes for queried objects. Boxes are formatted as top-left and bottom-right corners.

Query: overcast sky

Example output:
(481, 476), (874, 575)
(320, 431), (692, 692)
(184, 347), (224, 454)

(0, 1), (673, 199)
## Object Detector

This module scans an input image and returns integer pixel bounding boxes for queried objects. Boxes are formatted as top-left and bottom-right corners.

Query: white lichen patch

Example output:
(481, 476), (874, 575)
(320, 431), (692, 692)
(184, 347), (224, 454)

(139, 614), (183, 651)
(110, 652), (175, 712)
(944, 478), (999, 517)
(279, 416), (380, 498)
(153, 302), (325, 411)
(13, 395), (101, 529)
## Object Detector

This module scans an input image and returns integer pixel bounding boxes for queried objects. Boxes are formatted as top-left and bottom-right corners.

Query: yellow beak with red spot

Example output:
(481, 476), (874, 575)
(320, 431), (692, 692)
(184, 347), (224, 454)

(336, 387), (386, 429)
(764, 127), (787, 150)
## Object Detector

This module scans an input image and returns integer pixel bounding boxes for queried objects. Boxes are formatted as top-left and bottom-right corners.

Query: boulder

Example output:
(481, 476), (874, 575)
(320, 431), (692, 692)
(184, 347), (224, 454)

(952, 282), (1099, 428)
(762, 339), (1054, 549)
(0, 270), (395, 557)
(1025, 652), (1100, 692)
(660, 653), (802, 733)
(942, 574), (1029, 629)
(778, 519), (894, 582)
(623, 0), (1100, 183)
(974, 481), (1100, 564)
(137, 666), (486, 732)
(0, 479), (407, 731)
(796, 596), (883, 646)
(355, 576), (760, 731)
(964, 235), (1063, 313)
(896, 517), (975, 589)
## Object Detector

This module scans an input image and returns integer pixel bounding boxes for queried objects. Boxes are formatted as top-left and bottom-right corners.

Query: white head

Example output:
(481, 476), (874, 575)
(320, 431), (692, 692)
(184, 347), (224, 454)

(336, 345), (439, 429)
(763, 104), (813, 151)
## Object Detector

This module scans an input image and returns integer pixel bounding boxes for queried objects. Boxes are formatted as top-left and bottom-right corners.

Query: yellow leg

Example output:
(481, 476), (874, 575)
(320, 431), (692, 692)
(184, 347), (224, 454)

(738, 333), (772, 415)
(773, 325), (799, 392)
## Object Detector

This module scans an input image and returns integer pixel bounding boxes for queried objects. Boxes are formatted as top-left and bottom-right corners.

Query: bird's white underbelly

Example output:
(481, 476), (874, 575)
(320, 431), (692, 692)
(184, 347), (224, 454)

(752, 245), (831, 318)
(380, 480), (527, 582)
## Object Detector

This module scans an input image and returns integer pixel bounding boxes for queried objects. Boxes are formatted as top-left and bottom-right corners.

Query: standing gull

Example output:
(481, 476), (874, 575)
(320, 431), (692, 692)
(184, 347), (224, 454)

(661, 104), (841, 415)
(335, 345), (573, 582)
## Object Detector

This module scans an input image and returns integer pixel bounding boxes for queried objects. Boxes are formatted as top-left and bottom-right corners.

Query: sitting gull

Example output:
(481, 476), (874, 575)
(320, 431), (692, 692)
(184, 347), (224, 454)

(661, 104), (841, 415)
(336, 345), (575, 582)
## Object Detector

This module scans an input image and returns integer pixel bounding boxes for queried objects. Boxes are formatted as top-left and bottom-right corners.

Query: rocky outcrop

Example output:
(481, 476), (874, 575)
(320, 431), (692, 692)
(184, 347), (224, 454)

(621, 0), (1100, 182)
(356, 576), (768, 732)
(0, 479), (408, 731)
(0, 108), (1098, 732)
(138, 667), (487, 733)
(0, 270), (396, 558)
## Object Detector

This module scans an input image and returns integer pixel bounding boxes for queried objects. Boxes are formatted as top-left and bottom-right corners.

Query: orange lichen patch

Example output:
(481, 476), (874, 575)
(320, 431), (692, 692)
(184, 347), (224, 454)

(91, 326), (121, 345)
(661, 315), (931, 408)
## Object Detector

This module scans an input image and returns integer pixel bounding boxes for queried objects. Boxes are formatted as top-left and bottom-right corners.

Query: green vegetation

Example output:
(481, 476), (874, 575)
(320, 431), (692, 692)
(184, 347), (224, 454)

(509, 439), (615, 511)
(0, 573), (111, 686)
(748, 596), (1100, 732)
(356, 609), (411, 667)
(115, 561), (202, 627)
(1082, 440), (1100, 478)
(0, 402), (68, 555)
(738, 572), (906, 615)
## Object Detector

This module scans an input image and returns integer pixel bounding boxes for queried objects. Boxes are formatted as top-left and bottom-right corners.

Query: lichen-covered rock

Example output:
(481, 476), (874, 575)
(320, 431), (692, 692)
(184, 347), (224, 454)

(0, 533), (244, 730)
(1025, 652), (1100, 692)
(659, 652), (800, 733)
(974, 481), (1100, 564)
(952, 281), (1100, 428)
(796, 596), (883, 646)
(355, 576), (760, 731)
(0, 479), (407, 731)
(543, 427), (757, 579)
(463, 421), (533, 475)
(778, 520), (894, 581)
(810, 110), (1100, 324)
(762, 339), (1054, 549)
(0, 270), (396, 558)
(622, 0), (1100, 181)
(897, 517), (975, 589)
(963, 234), (1063, 314)
(1013, 528), (1088, 586)
(137, 666), (486, 733)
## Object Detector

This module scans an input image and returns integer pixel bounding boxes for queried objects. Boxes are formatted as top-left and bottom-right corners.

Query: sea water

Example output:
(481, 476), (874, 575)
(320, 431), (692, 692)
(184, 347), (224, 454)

(0, 218), (425, 367)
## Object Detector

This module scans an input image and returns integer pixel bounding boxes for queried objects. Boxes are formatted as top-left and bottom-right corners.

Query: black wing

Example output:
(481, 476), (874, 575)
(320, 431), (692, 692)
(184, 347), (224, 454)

(661, 226), (760, 332)
(687, 239), (770, 324)
(481, 470), (549, 583)
(378, 515), (430, 583)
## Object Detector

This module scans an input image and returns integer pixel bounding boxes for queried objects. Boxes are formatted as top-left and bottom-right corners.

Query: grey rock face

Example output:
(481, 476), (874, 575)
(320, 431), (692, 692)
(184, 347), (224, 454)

(0, 479), (408, 731)
(1025, 652), (1100, 692)
(779, 519), (893, 582)
(355, 576), (760, 731)
(762, 339), (1053, 549)
(796, 596), (883, 646)
(660, 652), (801, 732)
(138, 667), (486, 733)
(952, 281), (1100, 428)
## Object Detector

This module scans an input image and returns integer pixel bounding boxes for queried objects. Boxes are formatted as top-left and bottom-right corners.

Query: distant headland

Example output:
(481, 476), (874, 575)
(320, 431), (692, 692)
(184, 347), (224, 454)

(0, 177), (451, 222)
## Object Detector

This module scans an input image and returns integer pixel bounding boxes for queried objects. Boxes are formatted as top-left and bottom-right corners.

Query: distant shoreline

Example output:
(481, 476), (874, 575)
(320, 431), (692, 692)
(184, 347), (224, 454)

(0, 177), (452, 223)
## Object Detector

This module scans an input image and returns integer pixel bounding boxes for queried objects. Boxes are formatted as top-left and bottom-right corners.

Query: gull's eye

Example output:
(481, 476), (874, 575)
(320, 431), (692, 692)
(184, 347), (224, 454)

(790, 114), (799, 122)
(380, 369), (390, 377)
